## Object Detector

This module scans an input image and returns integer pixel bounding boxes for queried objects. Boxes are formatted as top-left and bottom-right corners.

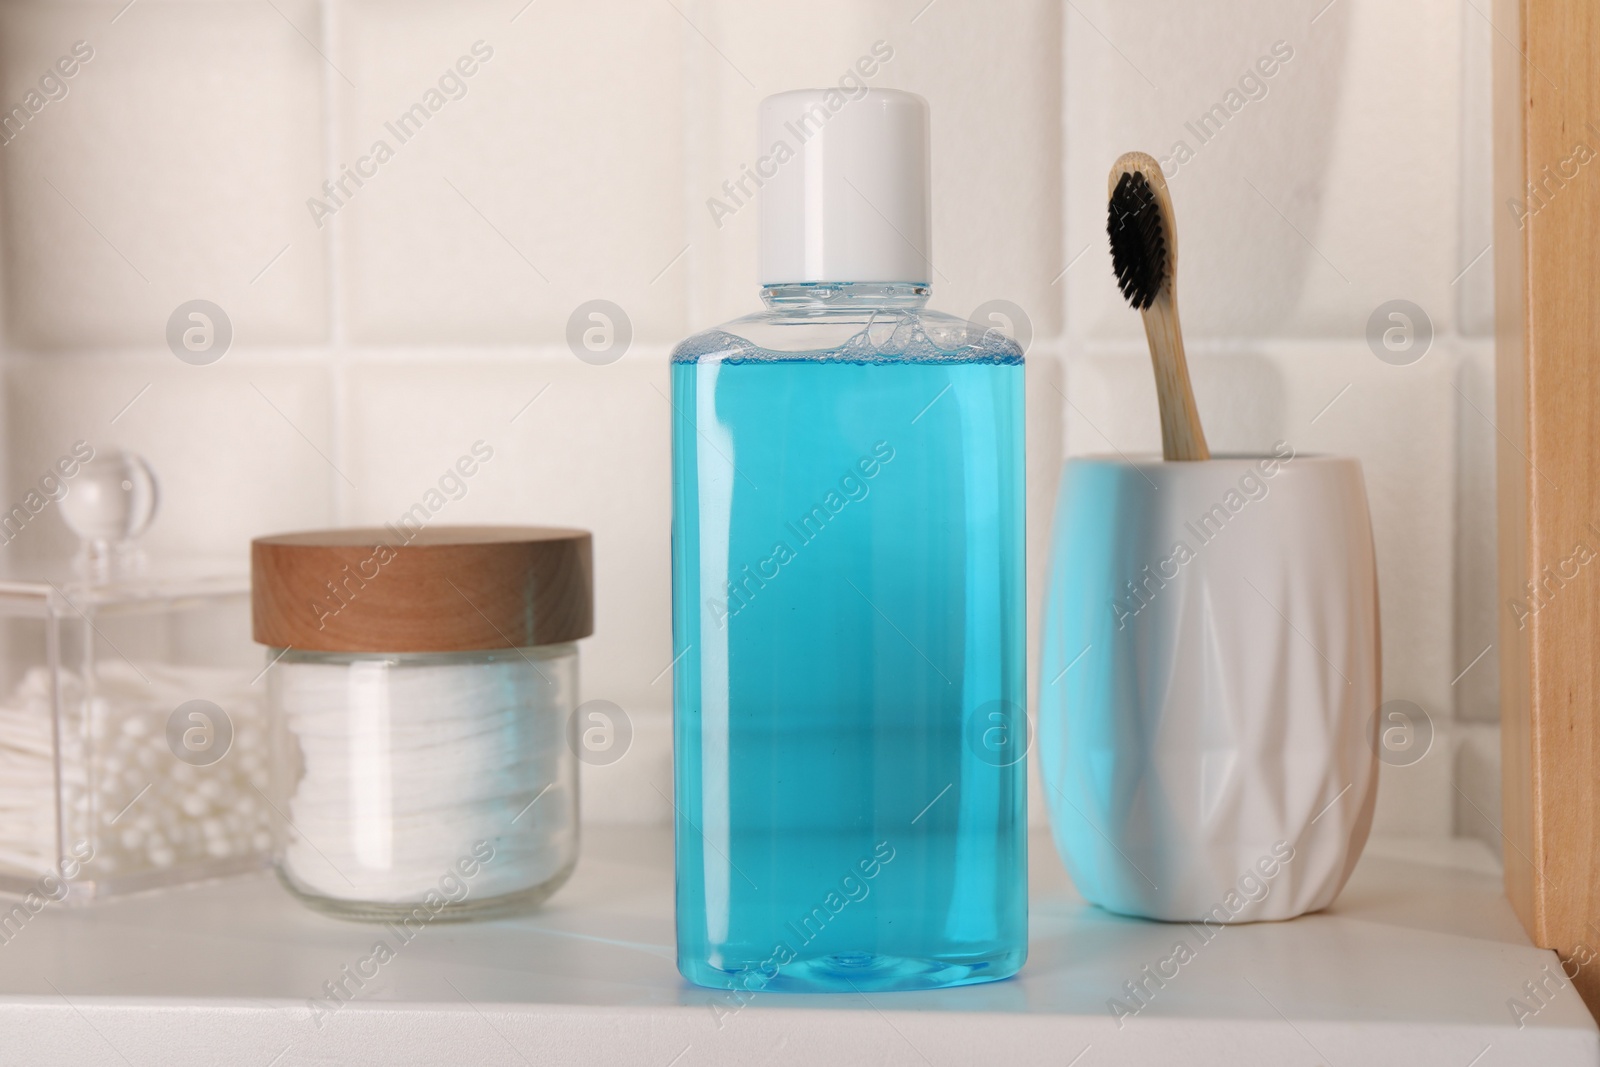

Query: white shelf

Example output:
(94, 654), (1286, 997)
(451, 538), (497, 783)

(0, 829), (1594, 1066)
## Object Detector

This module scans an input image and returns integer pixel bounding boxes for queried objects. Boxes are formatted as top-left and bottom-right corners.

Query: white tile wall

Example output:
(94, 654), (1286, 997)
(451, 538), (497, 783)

(0, 0), (328, 349)
(0, 1), (1496, 848)
(334, 0), (687, 344)
(1456, 1), (1496, 337)
(1455, 721), (1502, 855)
(1064, 0), (1465, 343)
(1454, 342), (1498, 723)
(3, 352), (334, 564)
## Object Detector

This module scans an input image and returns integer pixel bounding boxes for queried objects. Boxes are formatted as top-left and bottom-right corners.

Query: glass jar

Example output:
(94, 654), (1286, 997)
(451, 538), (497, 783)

(252, 526), (592, 921)
(268, 645), (578, 919)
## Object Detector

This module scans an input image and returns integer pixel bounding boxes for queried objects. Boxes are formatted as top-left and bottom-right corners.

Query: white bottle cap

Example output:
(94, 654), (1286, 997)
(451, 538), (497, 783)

(758, 88), (931, 287)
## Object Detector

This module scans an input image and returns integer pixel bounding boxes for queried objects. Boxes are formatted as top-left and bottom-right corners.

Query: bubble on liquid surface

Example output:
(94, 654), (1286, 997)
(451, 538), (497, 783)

(60, 449), (158, 548)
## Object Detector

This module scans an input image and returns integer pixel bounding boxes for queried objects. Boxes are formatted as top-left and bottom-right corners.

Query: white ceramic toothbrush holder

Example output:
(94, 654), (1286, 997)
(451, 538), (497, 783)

(1038, 446), (1380, 922)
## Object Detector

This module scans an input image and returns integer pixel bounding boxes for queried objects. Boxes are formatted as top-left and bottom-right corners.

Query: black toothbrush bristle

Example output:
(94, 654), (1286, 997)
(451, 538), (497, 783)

(1108, 171), (1166, 310)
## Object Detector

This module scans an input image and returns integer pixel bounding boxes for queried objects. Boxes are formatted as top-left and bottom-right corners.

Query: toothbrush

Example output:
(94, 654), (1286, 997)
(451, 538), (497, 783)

(1107, 151), (1210, 461)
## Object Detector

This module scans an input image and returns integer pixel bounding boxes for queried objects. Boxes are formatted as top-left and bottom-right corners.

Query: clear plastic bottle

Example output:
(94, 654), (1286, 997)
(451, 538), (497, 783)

(671, 89), (1026, 994)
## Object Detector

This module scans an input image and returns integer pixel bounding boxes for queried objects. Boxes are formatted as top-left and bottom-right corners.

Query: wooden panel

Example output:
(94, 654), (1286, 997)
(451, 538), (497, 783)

(1494, 0), (1600, 1014)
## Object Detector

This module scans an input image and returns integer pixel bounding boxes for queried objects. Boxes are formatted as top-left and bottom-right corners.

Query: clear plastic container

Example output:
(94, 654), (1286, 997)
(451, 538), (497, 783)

(0, 565), (268, 904)
(268, 645), (579, 920)
(0, 447), (271, 905)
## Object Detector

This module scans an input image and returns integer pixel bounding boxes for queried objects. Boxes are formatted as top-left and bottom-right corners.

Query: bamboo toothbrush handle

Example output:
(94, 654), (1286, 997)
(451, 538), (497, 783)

(1142, 290), (1210, 461)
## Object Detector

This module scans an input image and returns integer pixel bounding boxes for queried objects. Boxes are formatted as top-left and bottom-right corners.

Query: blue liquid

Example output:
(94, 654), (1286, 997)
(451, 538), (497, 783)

(671, 343), (1027, 994)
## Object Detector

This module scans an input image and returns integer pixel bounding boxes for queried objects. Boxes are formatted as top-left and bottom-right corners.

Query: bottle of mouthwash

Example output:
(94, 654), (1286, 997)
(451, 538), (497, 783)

(671, 88), (1026, 994)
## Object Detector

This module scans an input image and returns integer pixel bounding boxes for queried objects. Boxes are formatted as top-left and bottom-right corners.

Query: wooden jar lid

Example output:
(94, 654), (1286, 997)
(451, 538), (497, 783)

(251, 526), (592, 653)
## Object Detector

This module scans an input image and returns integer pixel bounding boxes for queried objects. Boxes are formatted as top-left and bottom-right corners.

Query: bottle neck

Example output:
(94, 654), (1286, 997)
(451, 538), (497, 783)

(759, 281), (930, 312)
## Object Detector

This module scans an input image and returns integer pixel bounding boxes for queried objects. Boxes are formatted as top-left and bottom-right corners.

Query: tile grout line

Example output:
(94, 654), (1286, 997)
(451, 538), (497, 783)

(679, 0), (706, 333)
(321, 0), (350, 524)
(322, 0), (346, 351)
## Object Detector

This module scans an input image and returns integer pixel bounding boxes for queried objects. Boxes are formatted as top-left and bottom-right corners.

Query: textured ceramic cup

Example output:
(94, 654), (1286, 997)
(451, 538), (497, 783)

(1038, 446), (1380, 922)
